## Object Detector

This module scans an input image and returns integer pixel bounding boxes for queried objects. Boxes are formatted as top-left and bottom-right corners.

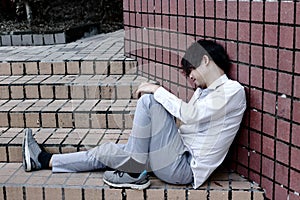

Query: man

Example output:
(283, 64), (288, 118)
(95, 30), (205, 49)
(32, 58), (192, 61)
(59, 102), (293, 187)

(23, 40), (246, 190)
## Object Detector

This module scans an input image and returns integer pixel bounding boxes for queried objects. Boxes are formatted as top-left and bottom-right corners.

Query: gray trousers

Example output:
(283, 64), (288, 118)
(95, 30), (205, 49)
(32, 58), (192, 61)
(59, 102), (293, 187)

(52, 94), (193, 185)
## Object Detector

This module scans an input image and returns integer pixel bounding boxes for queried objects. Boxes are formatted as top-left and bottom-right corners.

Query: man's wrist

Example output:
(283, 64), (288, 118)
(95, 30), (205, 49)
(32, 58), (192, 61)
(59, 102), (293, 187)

(152, 85), (160, 93)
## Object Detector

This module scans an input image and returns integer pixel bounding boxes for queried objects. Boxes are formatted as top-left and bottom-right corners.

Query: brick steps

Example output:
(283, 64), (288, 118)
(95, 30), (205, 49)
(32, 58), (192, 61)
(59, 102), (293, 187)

(0, 30), (266, 199)
(0, 99), (137, 129)
(0, 163), (265, 200)
(0, 127), (265, 200)
(0, 60), (137, 76)
(0, 30), (127, 64)
(0, 127), (265, 199)
(0, 74), (152, 100)
(0, 127), (130, 163)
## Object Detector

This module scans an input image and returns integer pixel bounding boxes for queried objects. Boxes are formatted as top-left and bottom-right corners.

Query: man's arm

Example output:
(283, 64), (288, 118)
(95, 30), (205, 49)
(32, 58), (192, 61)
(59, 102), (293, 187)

(153, 85), (246, 125)
(136, 82), (246, 125)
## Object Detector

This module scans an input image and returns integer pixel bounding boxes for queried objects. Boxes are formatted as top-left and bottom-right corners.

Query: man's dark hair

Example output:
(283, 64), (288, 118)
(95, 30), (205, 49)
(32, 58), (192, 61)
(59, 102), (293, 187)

(181, 40), (230, 76)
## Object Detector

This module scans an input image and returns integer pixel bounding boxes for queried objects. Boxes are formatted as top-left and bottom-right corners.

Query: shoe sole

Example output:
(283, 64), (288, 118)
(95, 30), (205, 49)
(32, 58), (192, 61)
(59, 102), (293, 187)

(103, 178), (150, 190)
(22, 129), (32, 172)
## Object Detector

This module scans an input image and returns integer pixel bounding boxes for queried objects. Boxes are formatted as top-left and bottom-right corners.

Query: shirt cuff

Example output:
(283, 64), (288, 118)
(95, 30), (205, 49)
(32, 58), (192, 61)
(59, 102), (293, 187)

(153, 86), (167, 100)
(154, 87), (181, 117)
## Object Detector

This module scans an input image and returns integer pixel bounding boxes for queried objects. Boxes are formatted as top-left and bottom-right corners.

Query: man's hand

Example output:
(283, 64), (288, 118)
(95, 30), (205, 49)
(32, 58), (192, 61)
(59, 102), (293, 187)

(136, 82), (160, 98)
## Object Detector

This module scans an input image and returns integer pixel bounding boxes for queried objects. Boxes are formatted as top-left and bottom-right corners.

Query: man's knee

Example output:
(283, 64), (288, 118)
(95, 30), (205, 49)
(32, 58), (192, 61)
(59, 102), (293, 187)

(138, 93), (157, 108)
(139, 93), (154, 101)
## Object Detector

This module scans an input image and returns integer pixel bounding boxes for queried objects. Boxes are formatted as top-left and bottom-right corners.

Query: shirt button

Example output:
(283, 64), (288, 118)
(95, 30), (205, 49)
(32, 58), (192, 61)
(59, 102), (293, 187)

(191, 160), (197, 167)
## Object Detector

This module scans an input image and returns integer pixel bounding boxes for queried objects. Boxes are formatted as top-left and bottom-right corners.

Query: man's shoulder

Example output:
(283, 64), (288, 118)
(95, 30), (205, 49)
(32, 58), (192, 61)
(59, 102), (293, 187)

(225, 79), (244, 89)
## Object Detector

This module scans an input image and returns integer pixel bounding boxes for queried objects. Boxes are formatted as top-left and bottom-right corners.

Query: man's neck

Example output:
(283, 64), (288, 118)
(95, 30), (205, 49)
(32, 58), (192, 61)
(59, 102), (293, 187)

(205, 65), (225, 88)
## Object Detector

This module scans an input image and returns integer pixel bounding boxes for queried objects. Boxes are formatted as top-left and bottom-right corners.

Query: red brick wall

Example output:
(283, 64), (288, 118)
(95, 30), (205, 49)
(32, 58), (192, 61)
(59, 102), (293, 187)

(123, 1), (300, 199)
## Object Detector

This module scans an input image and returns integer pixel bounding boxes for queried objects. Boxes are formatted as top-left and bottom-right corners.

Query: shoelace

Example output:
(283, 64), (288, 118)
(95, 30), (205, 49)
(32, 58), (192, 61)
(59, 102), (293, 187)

(113, 170), (124, 177)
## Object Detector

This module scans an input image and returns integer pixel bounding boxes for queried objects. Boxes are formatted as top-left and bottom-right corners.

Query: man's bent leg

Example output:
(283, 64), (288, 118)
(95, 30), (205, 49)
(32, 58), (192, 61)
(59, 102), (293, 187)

(89, 94), (185, 173)
(140, 95), (193, 184)
(100, 94), (192, 184)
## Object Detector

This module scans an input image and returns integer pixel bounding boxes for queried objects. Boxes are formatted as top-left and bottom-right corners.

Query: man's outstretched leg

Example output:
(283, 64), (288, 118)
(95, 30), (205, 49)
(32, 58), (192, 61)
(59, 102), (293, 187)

(22, 128), (150, 190)
(22, 128), (106, 172)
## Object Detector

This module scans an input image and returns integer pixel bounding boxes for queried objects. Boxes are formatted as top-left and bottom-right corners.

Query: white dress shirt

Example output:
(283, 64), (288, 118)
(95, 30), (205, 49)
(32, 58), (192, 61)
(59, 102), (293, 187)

(154, 74), (246, 188)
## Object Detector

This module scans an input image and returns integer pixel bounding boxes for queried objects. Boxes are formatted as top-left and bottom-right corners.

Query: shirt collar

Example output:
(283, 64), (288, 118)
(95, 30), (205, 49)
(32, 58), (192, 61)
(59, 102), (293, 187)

(207, 74), (229, 90)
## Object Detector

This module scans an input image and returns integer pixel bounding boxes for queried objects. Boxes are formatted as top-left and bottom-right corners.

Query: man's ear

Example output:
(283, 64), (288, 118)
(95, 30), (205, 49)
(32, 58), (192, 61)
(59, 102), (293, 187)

(202, 55), (210, 65)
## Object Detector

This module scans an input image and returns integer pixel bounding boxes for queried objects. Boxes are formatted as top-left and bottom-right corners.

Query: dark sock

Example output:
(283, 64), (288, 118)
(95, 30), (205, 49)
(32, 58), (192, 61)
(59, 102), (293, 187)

(38, 151), (52, 169)
(128, 172), (142, 178)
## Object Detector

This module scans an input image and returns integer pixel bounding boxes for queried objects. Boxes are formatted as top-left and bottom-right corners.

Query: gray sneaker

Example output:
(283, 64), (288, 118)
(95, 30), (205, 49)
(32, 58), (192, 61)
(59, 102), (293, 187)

(22, 128), (42, 172)
(103, 170), (150, 190)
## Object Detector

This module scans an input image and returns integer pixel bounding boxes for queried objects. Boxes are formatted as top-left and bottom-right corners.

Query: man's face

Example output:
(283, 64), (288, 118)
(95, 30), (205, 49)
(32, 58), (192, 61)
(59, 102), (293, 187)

(189, 68), (206, 88)
(188, 58), (208, 89)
